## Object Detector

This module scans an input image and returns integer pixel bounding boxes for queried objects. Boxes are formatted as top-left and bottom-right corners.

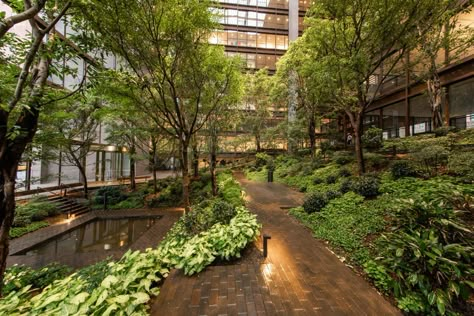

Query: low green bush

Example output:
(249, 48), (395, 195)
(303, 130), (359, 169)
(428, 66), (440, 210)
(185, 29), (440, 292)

(255, 152), (270, 168)
(15, 197), (59, 227)
(391, 160), (416, 179)
(313, 177), (324, 185)
(411, 145), (449, 177)
(325, 174), (338, 184)
(376, 198), (473, 315)
(3, 263), (72, 296)
(303, 192), (327, 214)
(448, 152), (474, 182)
(352, 176), (380, 198)
(339, 168), (352, 178)
(217, 172), (244, 207)
(10, 221), (49, 238)
(325, 190), (342, 201)
(340, 179), (353, 194)
(333, 151), (354, 165)
(94, 186), (127, 206)
(362, 127), (384, 150)
(364, 152), (389, 171)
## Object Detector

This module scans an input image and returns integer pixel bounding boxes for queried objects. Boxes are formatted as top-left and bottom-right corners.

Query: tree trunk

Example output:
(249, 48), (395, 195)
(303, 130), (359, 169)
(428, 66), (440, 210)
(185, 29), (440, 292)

(210, 132), (218, 197)
(0, 168), (17, 296)
(347, 110), (365, 175)
(255, 134), (261, 152)
(78, 164), (88, 198)
(308, 114), (316, 158)
(181, 141), (191, 213)
(192, 140), (199, 179)
(150, 138), (158, 194)
(130, 146), (136, 191)
(427, 70), (444, 129)
(353, 115), (365, 175)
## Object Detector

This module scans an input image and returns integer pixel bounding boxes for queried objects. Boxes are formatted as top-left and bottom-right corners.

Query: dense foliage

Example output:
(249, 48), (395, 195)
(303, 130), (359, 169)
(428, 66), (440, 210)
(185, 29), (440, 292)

(245, 132), (474, 314)
(1, 172), (259, 314)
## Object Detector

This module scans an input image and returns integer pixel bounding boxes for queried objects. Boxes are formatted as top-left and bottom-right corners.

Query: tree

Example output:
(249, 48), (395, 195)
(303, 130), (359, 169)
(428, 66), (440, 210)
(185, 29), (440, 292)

(413, 4), (474, 128)
(242, 69), (272, 152)
(275, 39), (334, 157)
(39, 95), (102, 197)
(0, 0), (73, 293)
(81, 0), (241, 211)
(301, 0), (457, 174)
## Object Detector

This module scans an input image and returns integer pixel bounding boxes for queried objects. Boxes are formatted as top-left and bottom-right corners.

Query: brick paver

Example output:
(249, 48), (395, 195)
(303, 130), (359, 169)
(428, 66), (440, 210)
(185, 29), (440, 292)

(151, 172), (401, 315)
(7, 208), (182, 269)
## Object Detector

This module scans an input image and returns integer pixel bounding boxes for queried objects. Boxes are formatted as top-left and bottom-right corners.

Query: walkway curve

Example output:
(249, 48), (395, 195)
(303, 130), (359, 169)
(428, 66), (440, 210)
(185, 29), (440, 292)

(152, 173), (401, 315)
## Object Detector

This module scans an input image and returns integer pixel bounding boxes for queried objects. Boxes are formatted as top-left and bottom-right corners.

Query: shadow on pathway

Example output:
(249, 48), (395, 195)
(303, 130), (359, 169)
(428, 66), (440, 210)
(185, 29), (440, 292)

(151, 172), (400, 315)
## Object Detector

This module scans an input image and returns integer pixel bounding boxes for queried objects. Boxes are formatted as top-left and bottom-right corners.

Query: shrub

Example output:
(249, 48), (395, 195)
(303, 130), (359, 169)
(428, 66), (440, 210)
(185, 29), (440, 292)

(448, 152), (474, 182)
(10, 221), (49, 238)
(325, 190), (342, 201)
(30, 209), (49, 222)
(3, 263), (72, 296)
(434, 126), (456, 137)
(411, 145), (449, 177)
(325, 174), (338, 184)
(313, 177), (324, 185)
(299, 185), (307, 193)
(15, 197), (59, 225)
(377, 198), (473, 315)
(352, 176), (380, 198)
(211, 200), (237, 225)
(339, 168), (352, 178)
(12, 215), (31, 228)
(255, 152), (270, 168)
(333, 151), (354, 165)
(94, 186), (127, 206)
(340, 179), (353, 193)
(362, 127), (383, 150)
(363, 260), (392, 294)
(391, 160), (416, 179)
(364, 152), (388, 171)
(303, 192), (327, 214)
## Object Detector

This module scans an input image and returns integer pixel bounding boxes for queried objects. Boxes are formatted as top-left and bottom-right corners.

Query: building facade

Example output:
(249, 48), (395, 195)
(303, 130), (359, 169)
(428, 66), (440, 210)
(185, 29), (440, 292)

(211, 0), (310, 72)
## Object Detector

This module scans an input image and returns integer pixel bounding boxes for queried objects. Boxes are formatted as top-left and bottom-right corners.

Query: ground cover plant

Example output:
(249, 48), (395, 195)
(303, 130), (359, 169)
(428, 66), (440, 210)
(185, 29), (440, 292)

(1, 171), (259, 315)
(10, 197), (63, 238)
(245, 131), (474, 314)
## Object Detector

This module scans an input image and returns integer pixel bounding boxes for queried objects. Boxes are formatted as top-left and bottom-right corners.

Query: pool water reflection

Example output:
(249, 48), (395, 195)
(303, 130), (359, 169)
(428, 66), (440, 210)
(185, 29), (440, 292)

(17, 216), (161, 256)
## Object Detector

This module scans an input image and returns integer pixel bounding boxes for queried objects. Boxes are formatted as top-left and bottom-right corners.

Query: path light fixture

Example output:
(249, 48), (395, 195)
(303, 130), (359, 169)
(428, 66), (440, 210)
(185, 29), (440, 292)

(263, 234), (271, 258)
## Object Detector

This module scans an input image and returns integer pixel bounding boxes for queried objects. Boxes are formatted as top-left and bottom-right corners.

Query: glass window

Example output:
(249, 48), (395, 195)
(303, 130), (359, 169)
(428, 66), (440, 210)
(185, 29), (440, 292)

(266, 34), (275, 49)
(257, 34), (266, 48)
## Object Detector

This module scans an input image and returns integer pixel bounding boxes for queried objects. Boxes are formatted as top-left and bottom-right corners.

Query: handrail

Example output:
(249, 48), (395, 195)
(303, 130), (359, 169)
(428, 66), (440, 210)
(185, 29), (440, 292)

(15, 183), (83, 197)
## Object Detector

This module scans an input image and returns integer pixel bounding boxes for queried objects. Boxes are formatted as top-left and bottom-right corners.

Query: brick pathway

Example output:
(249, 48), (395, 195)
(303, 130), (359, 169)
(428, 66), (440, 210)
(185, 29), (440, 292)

(151, 173), (400, 315)
(8, 208), (182, 269)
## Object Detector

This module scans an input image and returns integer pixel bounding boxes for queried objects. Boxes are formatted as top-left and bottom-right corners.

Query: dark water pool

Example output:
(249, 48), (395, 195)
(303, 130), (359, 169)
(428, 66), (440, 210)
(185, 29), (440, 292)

(17, 216), (161, 256)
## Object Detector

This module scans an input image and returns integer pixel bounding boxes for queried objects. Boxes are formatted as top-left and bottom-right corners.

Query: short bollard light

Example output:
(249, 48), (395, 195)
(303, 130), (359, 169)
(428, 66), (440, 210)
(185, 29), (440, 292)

(263, 234), (271, 258)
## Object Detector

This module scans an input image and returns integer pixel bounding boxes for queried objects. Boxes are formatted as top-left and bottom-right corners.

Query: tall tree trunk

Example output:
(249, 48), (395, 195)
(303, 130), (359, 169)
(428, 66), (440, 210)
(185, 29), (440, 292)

(209, 127), (218, 197)
(130, 145), (136, 191)
(78, 164), (88, 198)
(308, 113), (316, 158)
(0, 166), (18, 296)
(347, 111), (365, 175)
(181, 141), (191, 212)
(149, 137), (158, 194)
(427, 75), (444, 129)
(255, 134), (261, 152)
(192, 139), (199, 178)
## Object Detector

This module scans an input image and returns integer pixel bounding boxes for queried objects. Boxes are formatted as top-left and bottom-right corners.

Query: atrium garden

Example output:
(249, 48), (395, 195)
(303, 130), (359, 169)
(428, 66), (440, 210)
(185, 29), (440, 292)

(0, 0), (473, 315)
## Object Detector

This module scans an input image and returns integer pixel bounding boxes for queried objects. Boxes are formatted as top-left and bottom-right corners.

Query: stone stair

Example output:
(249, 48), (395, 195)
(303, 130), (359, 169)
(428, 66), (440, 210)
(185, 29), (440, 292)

(48, 195), (90, 218)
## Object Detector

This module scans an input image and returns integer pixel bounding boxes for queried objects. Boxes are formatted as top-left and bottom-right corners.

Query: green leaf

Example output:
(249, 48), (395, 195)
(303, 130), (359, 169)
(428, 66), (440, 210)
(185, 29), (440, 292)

(436, 295), (446, 315)
(70, 292), (89, 305)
